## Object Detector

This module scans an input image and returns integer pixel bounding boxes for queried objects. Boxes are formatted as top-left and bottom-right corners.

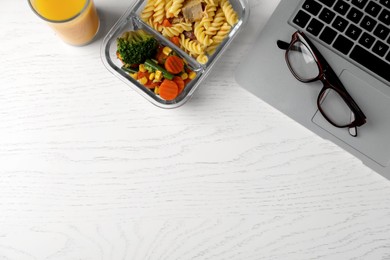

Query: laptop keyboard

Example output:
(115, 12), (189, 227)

(290, 0), (390, 83)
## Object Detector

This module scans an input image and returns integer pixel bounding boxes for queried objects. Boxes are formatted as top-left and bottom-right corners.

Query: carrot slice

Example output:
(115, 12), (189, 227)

(170, 36), (180, 46)
(164, 55), (184, 74)
(162, 19), (172, 27)
(173, 76), (185, 94)
(159, 79), (179, 100)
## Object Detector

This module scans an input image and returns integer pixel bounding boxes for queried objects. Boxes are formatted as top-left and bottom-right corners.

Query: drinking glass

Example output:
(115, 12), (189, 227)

(28, 0), (100, 46)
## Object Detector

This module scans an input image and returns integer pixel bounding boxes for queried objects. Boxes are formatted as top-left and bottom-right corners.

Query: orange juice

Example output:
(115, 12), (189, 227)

(29, 0), (100, 46)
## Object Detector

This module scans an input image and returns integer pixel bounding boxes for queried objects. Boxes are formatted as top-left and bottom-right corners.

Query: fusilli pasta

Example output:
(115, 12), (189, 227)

(220, 0), (238, 26)
(168, 0), (184, 17)
(140, 0), (239, 63)
(206, 22), (231, 55)
(140, 0), (156, 22)
(162, 22), (192, 37)
(194, 21), (213, 46)
(180, 34), (204, 55)
(153, 0), (166, 24)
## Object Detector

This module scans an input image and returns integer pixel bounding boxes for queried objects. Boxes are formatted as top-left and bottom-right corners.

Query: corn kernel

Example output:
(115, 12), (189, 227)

(181, 72), (188, 80)
(138, 76), (148, 85)
(149, 73), (155, 81)
(154, 87), (160, 95)
(188, 71), (196, 80)
(155, 70), (162, 81)
(162, 46), (172, 56)
(139, 64), (146, 72)
(131, 72), (138, 80)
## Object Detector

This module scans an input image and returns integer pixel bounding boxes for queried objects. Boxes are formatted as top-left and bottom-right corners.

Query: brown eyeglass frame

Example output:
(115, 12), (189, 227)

(277, 31), (366, 137)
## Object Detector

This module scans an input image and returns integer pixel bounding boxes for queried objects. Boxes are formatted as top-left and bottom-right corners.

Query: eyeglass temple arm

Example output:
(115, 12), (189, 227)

(276, 40), (289, 50)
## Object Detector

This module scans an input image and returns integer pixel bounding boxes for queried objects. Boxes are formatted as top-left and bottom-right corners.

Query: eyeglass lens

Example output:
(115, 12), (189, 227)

(319, 88), (355, 127)
(287, 41), (319, 81)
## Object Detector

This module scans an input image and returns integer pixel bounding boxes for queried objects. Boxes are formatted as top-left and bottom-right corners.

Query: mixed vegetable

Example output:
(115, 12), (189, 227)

(116, 29), (197, 101)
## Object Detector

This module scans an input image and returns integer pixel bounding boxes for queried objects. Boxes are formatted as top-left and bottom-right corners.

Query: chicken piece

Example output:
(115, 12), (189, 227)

(172, 15), (185, 24)
(182, 0), (204, 23)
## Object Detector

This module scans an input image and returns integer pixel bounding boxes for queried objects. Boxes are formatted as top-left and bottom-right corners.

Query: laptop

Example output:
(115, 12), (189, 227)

(235, 0), (390, 180)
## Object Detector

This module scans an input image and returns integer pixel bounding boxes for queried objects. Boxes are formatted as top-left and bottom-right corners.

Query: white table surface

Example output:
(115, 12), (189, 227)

(1, 0), (390, 259)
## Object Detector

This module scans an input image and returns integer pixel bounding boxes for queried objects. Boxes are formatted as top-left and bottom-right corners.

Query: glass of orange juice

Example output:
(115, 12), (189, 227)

(28, 0), (100, 46)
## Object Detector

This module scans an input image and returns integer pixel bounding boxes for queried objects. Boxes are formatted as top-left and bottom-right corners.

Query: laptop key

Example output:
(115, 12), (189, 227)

(365, 1), (382, 17)
(346, 23), (363, 39)
(306, 18), (324, 36)
(333, 34), (354, 54)
(302, 0), (323, 16)
(319, 7), (336, 23)
(319, 26), (338, 44)
(360, 15), (377, 31)
(334, 1), (351, 15)
(332, 15), (349, 32)
(372, 40), (390, 56)
(373, 23), (390, 40)
(359, 32), (376, 48)
(347, 7), (364, 23)
(350, 45), (390, 82)
(378, 8), (390, 25)
(293, 10), (311, 28)
(351, 0), (368, 9)
(379, 0), (390, 8)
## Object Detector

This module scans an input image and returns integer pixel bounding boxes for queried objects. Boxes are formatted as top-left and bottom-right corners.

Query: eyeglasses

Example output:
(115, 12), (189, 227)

(277, 31), (366, 137)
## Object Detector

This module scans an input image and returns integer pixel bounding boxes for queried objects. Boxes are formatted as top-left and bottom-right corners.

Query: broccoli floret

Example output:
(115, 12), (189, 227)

(117, 29), (158, 65)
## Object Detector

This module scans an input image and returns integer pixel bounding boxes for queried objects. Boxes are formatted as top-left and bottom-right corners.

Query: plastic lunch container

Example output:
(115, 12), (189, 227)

(101, 0), (249, 108)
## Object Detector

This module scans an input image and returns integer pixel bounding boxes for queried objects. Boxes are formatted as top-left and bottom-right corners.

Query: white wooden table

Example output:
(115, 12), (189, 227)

(1, 0), (390, 259)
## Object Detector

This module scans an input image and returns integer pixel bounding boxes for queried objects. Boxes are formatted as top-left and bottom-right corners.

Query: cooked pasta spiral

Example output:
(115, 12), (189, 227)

(140, 0), (156, 22)
(180, 34), (204, 55)
(220, 0), (238, 26)
(205, 8), (226, 36)
(147, 17), (163, 32)
(194, 22), (213, 46)
(196, 54), (209, 64)
(168, 0), (184, 17)
(153, 0), (166, 24)
(162, 22), (192, 37)
(206, 22), (231, 55)
(165, 0), (173, 17)
(201, 3), (217, 29)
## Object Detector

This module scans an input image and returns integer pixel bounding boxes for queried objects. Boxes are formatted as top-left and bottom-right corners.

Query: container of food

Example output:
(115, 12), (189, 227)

(101, 0), (249, 108)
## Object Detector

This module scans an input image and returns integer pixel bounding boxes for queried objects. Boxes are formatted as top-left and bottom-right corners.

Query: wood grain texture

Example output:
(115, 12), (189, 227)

(1, 0), (390, 259)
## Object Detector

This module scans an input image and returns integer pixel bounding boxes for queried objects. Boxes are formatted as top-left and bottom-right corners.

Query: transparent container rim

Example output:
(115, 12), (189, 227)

(100, 0), (250, 108)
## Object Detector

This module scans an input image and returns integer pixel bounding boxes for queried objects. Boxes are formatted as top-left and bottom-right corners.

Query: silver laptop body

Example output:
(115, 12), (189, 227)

(235, 0), (390, 180)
